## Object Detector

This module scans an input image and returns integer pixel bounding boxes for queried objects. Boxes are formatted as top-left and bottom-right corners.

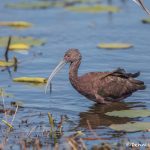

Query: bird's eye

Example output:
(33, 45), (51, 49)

(66, 54), (70, 57)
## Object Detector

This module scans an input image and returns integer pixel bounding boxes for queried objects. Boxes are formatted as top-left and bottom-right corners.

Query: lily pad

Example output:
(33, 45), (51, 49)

(0, 21), (32, 28)
(13, 77), (47, 83)
(105, 109), (150, 118)
(0, 36), (45, 48)
(142, 18), (150, 24)
(6, 2), (64, 9)
(0, 59), (16, 67)
(66, 5), (120, 13)
(109, 122), (150, 132)
(97, 43), (133, 49)
(9, 43), (30, 51)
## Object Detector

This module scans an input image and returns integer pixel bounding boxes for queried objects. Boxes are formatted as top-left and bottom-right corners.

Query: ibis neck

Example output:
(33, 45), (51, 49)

(69, 60), (81, 83)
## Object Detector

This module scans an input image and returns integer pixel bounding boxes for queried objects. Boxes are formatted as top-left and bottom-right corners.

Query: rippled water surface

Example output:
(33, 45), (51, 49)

(0, 0), (150, 149)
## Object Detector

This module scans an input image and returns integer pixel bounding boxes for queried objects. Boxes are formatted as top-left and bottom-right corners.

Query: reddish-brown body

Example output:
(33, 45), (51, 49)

(46, 49), (146, 104)
(67, 50), (145, 104)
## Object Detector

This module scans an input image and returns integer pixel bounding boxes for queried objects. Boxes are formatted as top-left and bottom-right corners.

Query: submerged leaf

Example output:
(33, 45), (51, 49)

(0, 36), (45, 48)
(97, 43), (133, 49)
(109, 122), (150, 132)
(0, 21), (32, 28)
(13, 77), (47, 83)
(66, 5), (120, 13)
(9, 43), (30, 51)
(105, 109), (150, 118)
(6, 2), (64, 9)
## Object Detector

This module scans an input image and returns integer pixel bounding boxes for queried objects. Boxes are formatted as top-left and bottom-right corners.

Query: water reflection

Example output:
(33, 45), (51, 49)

(78, 102), (146, 129)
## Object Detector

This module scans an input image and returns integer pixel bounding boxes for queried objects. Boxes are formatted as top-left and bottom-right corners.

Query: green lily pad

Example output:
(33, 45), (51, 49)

(66, 5), (120, 13)
(0, 57), (17, 67)
(6, 2), (64, 9)
(0, 36), (46, 48)
(109, 122), (150, 132)
(105, 110), (150, 118)
(0, 21), (32, 28)
(142, 18), (150, 24)
(13, 77), (47, 83)
(97, 43), (133, 49)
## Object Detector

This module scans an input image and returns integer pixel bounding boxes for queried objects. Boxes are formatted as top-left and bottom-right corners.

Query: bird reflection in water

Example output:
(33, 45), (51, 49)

(78, 102), (146, 129)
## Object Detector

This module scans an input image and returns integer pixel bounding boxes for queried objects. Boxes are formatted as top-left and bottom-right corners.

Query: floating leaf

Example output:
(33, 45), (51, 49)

(142, 18), (150, 24)
(0, 36), (45, 48)
(6, 2), (64, 9)
(9, 43), (30, 51)
(105, 109), (150, 118)
(66, 5), (120, 13)
(0, 60), (15, 67)
(13, 77), (47, 83)
(0, 21), (32, 28)
(109, 122), (150, 132)
(97, 43), (133, 49)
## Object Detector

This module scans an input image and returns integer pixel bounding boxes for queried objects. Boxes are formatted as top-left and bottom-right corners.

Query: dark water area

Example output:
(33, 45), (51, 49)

(0, 0), (150, 149)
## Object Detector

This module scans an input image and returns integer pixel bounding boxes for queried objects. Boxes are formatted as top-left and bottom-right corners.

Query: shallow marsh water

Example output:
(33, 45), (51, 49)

(0, 0), (150, 149)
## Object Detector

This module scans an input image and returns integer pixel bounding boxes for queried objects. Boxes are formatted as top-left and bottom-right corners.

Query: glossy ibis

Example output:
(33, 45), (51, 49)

(132, 0), (150, 15)
(45, 49), (146, 104)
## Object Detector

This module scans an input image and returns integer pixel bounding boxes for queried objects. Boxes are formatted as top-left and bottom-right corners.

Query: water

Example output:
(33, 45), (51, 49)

(0, 0), (150, 149)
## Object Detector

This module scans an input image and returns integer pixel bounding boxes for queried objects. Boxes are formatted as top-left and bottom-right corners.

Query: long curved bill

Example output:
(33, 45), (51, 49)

(45, 59), (67, 94)
(133, 0), (150, 15)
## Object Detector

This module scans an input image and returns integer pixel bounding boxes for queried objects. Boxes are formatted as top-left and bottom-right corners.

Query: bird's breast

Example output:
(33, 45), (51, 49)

(69, 78), (95, 99)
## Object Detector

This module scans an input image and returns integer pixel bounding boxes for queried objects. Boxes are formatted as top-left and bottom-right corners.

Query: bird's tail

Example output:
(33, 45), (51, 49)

(113, 68), (146, 90)
(113, 68), (140, 78)
(130, 78), (146, 90)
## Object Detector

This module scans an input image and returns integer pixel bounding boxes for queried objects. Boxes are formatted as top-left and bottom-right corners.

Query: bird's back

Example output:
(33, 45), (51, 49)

(78, 68), (145, 101)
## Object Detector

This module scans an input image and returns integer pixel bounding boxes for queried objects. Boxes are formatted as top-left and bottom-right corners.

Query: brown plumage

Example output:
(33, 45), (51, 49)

(45, 49), (146, 104)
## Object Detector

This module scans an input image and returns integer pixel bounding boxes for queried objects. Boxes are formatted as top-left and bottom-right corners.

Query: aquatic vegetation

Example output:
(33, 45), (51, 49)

(106, 110), (150, 132)
(0, 90), (18, 130)
(2, 119), (13, 129)
(91, 143), (111, 150)
(5, 0), (103, 10)
(142, 18), (150, 24)
(5, 1), (65, 9)
(0, 89), (13, 97)
(0, 60), (14, 67)
(66, 5), (120, 13)
(9, 43), (30, 51)
(0, 36), (46, 48)
(13, 77), (47, 83)
(0, 0), (150, 149)
(97, 43), (133, 49)
(105, 109), (150, 118)
(0, 21), (32, 28)
(0, 57), (17, 67)
(109, 122), (150, 132)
